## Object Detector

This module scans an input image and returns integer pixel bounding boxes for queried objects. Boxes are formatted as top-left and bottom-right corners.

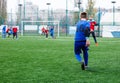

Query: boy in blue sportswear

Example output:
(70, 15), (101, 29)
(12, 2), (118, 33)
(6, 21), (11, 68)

(50, 26), (54, 38)
(2, 25), (6, 38)
(74, 12), (90, 70)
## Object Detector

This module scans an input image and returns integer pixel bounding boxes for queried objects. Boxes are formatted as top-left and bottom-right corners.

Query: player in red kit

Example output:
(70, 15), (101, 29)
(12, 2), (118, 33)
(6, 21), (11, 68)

(89, 17), (98, 46)
(6, 27), (12, 38)
(12, 27), (18, 39)
(41, 27), (45, 35)
(45, 28), (49, 38)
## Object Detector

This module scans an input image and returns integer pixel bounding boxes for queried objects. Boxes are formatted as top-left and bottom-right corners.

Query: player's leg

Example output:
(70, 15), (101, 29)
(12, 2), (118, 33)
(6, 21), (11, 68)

(83, 50), (88, 66)
(8, 33), (10, 38)
(46, 33), (48, 38)
(91, 32), (98, 46)
(2, 32), (6, 38)
(74, 41), (82, 62)
(14, 33), (16, 39)
(45, 33), (47, 38)
(82, 47), (89, 69)
(16, 32), (18, 39)
(50, 33), (52, 38)
(74, 41), (85, 70)
(13, 33), (15, 39)
(51, 33), (54, 38)
(91, 32), (97, 43)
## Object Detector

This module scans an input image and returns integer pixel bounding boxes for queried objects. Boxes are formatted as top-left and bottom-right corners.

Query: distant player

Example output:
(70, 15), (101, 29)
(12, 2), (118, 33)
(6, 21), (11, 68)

(6, 27), (12, 38)
(89, 16), (98, 46)
(45, 27), (49, 38)
(12, 26), (18, 39)
(2, 25), (6, 38)
(49, 26), (54, 39)
(41, 27), (45, 35)
(74, 12), (90, 70)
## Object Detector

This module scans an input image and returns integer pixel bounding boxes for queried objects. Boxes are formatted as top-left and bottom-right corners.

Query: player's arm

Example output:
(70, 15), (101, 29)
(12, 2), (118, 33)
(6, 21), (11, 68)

(95, 21), (98, 26)
(84, 25), (90, 47)
(84, 27), (90, 37)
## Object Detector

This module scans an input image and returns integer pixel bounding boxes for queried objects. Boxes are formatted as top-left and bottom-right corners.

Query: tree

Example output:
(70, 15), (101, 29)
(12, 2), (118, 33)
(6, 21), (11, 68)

(0, 0), (7, 25)
(86, 0), (97, 18)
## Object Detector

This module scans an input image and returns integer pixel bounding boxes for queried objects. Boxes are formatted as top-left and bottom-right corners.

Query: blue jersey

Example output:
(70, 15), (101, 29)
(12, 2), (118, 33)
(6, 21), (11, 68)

(2, 26), (6, 34)
(75, 20), (90, 41)
(50, 28), (54, 34)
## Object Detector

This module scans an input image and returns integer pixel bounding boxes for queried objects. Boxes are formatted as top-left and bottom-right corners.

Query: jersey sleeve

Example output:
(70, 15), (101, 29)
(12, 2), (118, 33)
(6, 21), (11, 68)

(84, 22), (90, 37)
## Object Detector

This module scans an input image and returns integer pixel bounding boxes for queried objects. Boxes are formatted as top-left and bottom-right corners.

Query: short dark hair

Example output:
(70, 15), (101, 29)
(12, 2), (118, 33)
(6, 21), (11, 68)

(80, 12), (87, 18)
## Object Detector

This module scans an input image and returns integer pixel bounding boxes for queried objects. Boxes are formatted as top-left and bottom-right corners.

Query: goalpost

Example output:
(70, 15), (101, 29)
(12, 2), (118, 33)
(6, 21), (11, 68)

(21, 20), (60, 37)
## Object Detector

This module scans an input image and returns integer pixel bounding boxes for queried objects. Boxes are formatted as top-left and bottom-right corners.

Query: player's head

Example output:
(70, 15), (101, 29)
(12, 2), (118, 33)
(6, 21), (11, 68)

(89, 15), (93, 20)
(80, 12), (87, 19)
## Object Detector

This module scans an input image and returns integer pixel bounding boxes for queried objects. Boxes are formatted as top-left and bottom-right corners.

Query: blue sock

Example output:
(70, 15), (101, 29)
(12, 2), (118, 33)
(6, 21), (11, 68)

(75, 54), (82, 62)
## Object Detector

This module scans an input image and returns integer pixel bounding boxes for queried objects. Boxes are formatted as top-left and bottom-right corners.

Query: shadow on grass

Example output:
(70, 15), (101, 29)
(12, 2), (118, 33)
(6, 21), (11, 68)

(85, 66), (106, 73)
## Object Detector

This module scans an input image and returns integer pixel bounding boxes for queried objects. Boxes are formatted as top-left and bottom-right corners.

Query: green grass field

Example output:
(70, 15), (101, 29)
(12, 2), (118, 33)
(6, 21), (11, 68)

(0, 36), (120, 83)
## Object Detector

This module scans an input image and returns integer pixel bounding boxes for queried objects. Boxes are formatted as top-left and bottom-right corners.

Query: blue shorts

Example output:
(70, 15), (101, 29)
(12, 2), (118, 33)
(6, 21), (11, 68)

(74, 41), (88, 55)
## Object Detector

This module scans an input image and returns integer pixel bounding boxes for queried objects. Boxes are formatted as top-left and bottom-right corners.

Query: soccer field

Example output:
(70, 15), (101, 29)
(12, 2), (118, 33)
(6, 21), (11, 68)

(0, 36), (120, 83)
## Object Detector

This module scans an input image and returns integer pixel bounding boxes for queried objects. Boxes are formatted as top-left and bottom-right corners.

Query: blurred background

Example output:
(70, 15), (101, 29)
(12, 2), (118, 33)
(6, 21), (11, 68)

(0, 0), (120, 37)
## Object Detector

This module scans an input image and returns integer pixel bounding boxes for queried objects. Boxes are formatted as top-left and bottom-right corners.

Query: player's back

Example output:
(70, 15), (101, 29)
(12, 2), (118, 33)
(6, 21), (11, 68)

(75, 20), (90, 41)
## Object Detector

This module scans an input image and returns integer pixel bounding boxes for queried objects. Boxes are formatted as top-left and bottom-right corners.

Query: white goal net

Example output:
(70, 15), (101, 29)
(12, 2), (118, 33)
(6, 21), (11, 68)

(21, 21), (60, 37)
